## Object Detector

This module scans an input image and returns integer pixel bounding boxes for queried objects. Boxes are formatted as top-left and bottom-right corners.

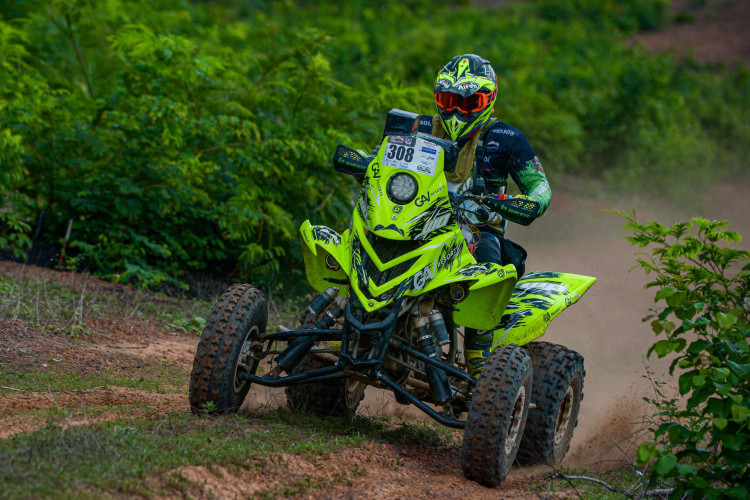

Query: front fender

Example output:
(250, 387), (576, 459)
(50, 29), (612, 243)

(450, 263), (518, 330)
(300, 220), (351, 295)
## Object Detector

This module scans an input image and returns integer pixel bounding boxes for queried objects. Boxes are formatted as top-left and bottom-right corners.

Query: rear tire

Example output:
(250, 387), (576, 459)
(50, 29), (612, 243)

(189, 284), (267, 414)
(461, 344), (532, 487)
(517, 341), (584, 466)
(285, 356), (365, 418)
(285, 294), (365, 418)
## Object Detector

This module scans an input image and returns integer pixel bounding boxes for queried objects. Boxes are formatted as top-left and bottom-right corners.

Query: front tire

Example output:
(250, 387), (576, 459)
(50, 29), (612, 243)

(189, 284), (267, 414)
(517, 342), (584, 466)
(461, 344), (532, 487)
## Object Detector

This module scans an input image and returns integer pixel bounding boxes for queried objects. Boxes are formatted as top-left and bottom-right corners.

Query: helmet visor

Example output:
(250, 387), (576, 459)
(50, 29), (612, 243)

(435, 90), (494, 117)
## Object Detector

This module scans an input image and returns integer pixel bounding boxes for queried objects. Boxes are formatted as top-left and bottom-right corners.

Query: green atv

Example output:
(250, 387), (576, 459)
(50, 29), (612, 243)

(189, 110), (595, 487)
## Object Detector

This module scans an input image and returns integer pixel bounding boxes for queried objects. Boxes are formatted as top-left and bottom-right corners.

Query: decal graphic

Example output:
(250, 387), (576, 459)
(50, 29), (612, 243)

(312, 226), (341, 245)
(408, 200), (455, 240)
(392, 205), (402, 214)
(373, 224), (405, 236)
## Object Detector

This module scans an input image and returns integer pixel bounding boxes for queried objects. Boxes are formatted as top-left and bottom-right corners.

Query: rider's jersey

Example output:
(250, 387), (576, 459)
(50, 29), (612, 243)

(419, 115), (552, 228)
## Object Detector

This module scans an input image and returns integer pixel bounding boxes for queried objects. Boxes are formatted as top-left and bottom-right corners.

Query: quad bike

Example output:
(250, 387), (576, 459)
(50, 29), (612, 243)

(189, 109), (596, 487)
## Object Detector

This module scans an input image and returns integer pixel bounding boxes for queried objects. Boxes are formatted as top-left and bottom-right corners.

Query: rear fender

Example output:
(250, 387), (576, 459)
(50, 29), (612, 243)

(490, 272), (596, 348)
(300, 220), (351, 296)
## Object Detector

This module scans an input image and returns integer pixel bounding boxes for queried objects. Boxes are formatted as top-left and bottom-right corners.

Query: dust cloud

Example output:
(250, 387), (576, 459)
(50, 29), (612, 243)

(515, 180), (750, 470)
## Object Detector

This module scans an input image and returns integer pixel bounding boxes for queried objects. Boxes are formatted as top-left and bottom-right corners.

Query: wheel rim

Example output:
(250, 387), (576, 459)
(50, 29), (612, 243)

(554, 385), (575, 445)
(233, 326), (260, 394)
(505, 385), (526, 456)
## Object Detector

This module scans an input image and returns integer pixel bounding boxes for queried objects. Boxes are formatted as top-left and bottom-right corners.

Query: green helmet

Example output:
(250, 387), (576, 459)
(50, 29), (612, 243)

(434, 54), (498, 141)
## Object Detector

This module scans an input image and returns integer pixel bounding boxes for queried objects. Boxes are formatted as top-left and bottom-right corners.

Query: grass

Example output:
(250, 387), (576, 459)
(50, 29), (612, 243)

(0, 274), (214, 336)
(0, 408), (456, 499)
(0, 360), (187, 394)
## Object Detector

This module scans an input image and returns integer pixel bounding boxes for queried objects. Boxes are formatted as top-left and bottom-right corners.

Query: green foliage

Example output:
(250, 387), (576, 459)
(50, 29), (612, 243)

(614, 210), (750, 498)
(1, 0), (748, 291)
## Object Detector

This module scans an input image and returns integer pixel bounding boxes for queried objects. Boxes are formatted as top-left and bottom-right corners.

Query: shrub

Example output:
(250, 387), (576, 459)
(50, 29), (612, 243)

(615, 211), (749, 498)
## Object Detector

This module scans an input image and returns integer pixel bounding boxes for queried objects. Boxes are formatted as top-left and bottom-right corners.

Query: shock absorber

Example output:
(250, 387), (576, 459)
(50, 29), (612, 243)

(427, 310), (450, 346)
(274, 287), (347, 374)
(413, 314), (453, 404)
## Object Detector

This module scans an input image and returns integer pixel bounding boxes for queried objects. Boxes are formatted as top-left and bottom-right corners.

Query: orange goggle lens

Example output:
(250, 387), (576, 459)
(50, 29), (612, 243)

(435, 90), (495, 116)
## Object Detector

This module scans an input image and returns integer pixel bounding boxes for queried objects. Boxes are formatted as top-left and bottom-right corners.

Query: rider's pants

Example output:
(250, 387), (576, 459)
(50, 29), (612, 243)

(465, 229), (527, 378)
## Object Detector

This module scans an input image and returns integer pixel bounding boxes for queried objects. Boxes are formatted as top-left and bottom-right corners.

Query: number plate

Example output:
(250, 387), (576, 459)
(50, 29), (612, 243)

(382, 136), (440, 177)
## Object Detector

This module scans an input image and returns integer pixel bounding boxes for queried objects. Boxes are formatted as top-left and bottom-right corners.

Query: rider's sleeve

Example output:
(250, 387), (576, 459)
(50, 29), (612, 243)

(503, 132), (552, 219)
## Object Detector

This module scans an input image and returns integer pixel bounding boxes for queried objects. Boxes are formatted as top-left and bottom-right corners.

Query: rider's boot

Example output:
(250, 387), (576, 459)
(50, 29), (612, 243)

(464, 328), (494, 379)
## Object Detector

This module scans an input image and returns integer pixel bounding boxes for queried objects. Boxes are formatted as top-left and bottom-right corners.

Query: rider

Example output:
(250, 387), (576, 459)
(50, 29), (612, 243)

(430, 54), (552, 378)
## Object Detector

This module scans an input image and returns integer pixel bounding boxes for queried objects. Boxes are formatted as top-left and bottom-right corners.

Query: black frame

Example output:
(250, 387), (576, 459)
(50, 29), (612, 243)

(239, 297), (474, 429)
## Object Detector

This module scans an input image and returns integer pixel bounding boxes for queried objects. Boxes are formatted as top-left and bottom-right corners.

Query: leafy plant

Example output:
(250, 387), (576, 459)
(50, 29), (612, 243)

(614, 210), (749, 498)
(1, 0), (748, 292)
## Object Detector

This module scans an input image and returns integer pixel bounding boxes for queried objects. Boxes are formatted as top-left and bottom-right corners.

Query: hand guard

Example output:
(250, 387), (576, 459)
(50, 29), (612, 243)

(484, 194), (540, 226)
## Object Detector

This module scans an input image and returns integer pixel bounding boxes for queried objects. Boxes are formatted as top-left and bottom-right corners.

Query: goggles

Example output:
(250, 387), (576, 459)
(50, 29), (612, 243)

(435, 90), (495, 116)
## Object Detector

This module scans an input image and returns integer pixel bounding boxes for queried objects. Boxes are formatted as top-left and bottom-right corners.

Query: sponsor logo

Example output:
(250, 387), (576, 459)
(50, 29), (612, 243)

(389, 136), (405, 145)
(456, 82), (479, 91)
(517, 282), (568, 294)
(415, 193), (430, 207)
(421, 147), (437, 155)
(416, 164), (432, 174)
(436, 79), (451, 88)
(413, 264), (434, 290)
(392, 205), (402, 214)
(436, 244), (461, 270)
(543, 312), (551, 322)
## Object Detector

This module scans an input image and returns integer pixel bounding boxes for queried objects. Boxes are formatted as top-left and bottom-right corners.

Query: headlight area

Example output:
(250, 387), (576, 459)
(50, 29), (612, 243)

(386, 172), (418, 205)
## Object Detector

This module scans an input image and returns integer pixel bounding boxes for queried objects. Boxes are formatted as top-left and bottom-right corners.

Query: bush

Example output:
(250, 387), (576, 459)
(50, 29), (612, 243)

(616, 211), (749, 498)
(1, 0), (748, 291)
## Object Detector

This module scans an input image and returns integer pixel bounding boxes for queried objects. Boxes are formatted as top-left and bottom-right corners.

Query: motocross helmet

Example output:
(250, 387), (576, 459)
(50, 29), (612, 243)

(434, 54), (497, 141)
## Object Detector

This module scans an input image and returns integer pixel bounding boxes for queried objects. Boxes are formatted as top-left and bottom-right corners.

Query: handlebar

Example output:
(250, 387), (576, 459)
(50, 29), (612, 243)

(452, 192), (540, 226)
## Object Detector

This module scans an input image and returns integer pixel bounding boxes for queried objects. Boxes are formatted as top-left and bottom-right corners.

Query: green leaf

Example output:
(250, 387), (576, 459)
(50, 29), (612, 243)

(636, 443), (657, 463)
(712, 417), (728, 430)
(731, 404), (749, 423)
(655, 287), (677, 301)
(675, 463), (697, 476)
(666, 291), (688, 307)
(650, 339), (675, 358)
(679, 372), (696, 395)
(716, 312), (735, 330)
(653, 454), (677, 475)
(726, 360), (750, 378)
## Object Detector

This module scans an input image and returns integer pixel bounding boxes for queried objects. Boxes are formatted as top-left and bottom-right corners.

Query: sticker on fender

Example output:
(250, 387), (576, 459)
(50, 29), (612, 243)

(382, 136), (440, 177)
